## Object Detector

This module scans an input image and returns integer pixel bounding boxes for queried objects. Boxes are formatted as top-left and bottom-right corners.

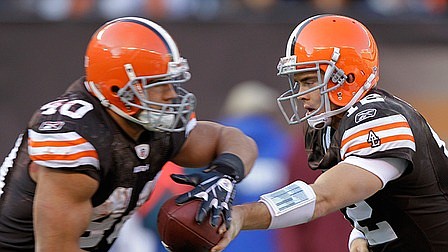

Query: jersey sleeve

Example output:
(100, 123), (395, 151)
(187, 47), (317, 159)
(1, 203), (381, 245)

(338, 93), (416, 162)
(28, 129), (99, 169)
(27, 92), (104, 180)
(342, 156), (407, 188)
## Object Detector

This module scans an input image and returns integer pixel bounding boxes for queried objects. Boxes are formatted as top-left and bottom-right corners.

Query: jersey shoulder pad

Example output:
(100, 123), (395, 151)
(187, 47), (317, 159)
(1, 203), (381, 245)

(338, 93), (416, 160)
(28, 92), (108, 170)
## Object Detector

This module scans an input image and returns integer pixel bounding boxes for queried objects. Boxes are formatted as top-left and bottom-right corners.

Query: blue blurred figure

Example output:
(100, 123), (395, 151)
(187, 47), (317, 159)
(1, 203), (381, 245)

(219, 80), (292, 252)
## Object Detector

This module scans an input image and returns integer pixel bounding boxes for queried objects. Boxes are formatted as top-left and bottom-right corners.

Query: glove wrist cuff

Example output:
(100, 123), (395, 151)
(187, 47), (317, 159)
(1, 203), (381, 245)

(210, 153), (245, 183)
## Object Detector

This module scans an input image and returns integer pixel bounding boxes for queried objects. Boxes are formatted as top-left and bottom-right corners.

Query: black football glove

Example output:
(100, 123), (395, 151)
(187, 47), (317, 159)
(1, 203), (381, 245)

(170, 153), (245, 229)
(171, 170), (236, 228)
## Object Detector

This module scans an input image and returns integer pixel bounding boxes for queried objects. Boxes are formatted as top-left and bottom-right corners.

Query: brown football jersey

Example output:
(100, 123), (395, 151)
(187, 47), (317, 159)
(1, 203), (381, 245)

(0, 79), (191, 251)
(306, 88), (448, 251)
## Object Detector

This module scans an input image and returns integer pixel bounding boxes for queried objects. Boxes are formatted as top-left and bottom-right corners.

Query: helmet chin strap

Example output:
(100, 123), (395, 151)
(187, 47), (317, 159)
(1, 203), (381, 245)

(307, 71), (377, 130)
(306, 92), (333, 129)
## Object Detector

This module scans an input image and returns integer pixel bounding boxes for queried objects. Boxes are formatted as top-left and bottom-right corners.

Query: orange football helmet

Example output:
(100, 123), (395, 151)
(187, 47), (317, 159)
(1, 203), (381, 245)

(277, 14), (379, 129)
(84, 17), (196, 132)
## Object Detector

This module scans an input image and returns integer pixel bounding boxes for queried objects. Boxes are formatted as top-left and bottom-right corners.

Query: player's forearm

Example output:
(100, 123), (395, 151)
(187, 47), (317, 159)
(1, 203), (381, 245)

(236, 202), (271, 230)
(34, 205), (91, 252)
(310, 162), (383, 219)
(34, 210), (84, 252)
(33, 167), (96, 252)
(217, 126), (258, 176)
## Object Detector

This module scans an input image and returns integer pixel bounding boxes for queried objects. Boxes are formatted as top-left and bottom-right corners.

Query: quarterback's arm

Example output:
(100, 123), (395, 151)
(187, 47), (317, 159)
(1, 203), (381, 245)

(32, 164), (98, 252)
(212, 162), (382, 252)
(171, 121), (257, 175)
(311, 162), (383, 217)
(312, 156), (406, 217)
(215, 157), (404, 231)
(254, 162), (383, 226)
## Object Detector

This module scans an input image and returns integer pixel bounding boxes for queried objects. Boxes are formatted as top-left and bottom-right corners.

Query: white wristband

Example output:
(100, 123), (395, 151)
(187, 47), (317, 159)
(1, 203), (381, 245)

(348, 228), (366, 250)
(259, 180), (316, 229)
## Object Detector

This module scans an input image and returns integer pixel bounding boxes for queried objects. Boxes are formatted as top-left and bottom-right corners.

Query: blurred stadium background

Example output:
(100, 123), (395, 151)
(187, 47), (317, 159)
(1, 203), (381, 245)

(1, 0), (447, 158)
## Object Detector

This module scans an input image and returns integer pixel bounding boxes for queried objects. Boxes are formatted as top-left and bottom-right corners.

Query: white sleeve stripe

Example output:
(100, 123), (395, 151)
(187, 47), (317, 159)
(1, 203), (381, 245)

(28, 129), (99, 169)
(342, 114), (408, 142)
(342, 139), (415, 159)
(341, 156), (406, 188)
(34, 157), (100, 169)
(28, 142), (96, 156)
(341, 127), (414, 157)
(342, 127), (413, 149)
(28, 129), (86, 141)
(340, 114), (415, 158)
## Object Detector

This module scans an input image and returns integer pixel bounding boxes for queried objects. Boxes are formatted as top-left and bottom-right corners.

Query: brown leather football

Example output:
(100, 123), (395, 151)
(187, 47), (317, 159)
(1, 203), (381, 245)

(157, 196), (223, 252)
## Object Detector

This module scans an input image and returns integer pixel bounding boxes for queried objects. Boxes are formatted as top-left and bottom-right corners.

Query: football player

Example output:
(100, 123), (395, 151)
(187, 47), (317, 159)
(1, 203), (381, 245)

(0, 17), (257, 251)
(212, 14), (448, 252)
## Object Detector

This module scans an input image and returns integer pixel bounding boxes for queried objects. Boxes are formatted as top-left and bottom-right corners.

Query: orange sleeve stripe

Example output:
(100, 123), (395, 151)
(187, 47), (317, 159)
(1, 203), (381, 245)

(28, 137), (88, 148)
(341, 121), (410, 147)
(30, 150), (98, 161)
(344, 134), (415, 155)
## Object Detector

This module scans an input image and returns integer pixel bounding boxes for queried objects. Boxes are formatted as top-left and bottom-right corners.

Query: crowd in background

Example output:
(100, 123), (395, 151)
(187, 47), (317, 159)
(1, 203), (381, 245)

(0, 0), (447, 22)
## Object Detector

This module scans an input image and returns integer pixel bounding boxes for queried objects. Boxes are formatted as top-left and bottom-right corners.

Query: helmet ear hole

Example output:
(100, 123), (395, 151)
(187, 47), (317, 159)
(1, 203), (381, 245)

(111, 85), (120, 94)
(347, 73), (355, 83)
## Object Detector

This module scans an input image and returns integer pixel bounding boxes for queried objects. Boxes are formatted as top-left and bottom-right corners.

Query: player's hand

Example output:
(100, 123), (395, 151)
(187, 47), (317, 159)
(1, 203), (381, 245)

(210, 205), (244, 252)
(350, 238), (370, 252)
(171, 170), (236, 228)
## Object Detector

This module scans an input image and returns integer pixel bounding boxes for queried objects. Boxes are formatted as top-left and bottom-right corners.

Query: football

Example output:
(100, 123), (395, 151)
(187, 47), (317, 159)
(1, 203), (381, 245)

(157, 196), (223, 252)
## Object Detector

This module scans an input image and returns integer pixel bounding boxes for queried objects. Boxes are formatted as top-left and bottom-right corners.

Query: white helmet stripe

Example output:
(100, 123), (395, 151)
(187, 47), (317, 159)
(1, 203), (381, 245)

(285, 14), (332, 56)
(109, 17), (181, 60)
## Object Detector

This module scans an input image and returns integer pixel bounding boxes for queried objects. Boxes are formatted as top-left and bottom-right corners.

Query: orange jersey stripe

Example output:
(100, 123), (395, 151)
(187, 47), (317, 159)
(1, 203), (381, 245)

(344, 134), (415, 156)
(30, 150), (98, 162)
(28, 137), (88, 148)
(341, 121), (410, 147)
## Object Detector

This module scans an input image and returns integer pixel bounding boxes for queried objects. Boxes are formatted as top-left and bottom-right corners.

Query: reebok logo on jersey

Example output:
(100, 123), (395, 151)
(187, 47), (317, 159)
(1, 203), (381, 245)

(135, 144), (150, 159)
(355, 109), (377, 124)
(38, 121), (65, 131)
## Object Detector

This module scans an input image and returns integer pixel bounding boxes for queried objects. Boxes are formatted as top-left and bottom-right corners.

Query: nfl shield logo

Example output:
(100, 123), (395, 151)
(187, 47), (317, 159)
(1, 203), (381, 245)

(135, 144), (150, 159)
